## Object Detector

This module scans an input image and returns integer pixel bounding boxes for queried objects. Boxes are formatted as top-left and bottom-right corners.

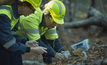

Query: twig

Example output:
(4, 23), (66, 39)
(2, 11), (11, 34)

(98, 45), (107, 47)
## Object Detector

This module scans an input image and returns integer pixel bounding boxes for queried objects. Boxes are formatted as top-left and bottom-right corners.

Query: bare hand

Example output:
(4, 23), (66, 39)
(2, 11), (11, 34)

(31, 46), (47, 54)
(26, 41), (38, 47)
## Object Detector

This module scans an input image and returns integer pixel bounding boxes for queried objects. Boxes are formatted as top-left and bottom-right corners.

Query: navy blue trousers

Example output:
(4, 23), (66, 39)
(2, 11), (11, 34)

(0, 44), (23, 65)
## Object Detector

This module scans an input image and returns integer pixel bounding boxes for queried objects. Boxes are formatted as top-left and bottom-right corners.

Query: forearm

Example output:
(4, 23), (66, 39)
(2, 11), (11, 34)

(37, 39), (55, 57)
(0, 14), (29, 54)
(48, 39), (64, 53)
(13, 34), (28, 44)
(8, 41), (30, 54)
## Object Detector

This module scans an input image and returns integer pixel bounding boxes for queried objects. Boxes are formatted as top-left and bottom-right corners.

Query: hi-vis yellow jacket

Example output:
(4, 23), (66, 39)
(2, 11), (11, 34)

(0, 4), (29, 54)
(17, 11), (58, 41)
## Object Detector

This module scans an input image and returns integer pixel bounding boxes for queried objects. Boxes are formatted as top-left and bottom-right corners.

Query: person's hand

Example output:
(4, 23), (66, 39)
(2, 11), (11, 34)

(55, 53), (65, 60)
(31, 46), (47, 54)
(25, 41), (38, 47)
(61, 51), (71, 59)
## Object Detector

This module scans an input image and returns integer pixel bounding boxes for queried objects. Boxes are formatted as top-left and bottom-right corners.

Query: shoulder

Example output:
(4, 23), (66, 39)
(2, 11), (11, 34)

(20, 11), (43, 25)
(0, 5), (12, 19)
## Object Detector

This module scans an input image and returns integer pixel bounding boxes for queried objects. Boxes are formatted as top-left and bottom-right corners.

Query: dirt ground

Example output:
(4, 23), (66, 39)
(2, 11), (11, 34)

(22, 26), (107, 65)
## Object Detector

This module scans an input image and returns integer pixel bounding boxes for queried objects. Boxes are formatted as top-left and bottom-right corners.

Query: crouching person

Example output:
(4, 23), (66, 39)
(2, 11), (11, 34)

(17, 0), (70, 64)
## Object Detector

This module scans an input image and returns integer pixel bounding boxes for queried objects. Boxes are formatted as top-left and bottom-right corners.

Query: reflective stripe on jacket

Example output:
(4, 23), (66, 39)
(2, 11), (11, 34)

(0, 5), (18, 49)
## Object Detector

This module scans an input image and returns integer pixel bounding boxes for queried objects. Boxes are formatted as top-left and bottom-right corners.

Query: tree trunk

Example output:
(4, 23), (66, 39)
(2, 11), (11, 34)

(64, 14), (107, 28)
(87, 0), (97, 18)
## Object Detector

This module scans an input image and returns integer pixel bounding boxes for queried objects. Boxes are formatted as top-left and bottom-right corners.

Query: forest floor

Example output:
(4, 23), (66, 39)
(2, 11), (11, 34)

(22, 26), (107, 65)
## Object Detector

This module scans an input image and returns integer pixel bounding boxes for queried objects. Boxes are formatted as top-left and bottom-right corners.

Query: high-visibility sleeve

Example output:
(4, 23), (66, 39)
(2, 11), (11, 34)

(0, 14), (30, 54)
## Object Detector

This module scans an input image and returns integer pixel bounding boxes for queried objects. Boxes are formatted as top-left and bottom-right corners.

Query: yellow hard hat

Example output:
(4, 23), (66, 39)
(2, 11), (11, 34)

(21, 0), (42, 11)
(45, 0), (66, 24)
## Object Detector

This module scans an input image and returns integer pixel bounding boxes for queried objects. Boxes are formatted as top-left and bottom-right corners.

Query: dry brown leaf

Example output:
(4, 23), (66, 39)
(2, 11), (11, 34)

(72, 48), (84, 56)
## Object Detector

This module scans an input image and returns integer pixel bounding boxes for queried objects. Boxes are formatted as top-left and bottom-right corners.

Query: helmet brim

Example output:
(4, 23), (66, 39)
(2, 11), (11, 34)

(52, 17), (64, 24)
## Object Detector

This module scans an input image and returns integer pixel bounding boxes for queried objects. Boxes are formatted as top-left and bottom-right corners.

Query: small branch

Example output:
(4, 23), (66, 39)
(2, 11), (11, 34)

(23, 60), (45, 65)
(98, 45), (107, 47)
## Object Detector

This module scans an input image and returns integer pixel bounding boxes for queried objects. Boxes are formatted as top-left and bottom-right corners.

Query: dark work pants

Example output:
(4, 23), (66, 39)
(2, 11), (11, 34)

(0, 44), (22, 65)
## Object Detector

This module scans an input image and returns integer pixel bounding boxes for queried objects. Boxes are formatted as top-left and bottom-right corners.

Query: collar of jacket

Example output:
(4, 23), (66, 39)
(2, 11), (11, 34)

(39, 14), (54, 29)
(39, 14), (45, 28)
(12, 3), (20, 19)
